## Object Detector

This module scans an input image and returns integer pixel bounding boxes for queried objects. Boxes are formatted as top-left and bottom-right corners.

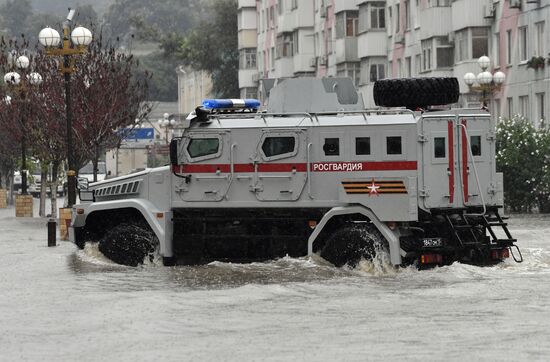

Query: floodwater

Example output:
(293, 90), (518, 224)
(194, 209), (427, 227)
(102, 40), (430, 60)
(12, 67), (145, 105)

(0, 202), (549, 361)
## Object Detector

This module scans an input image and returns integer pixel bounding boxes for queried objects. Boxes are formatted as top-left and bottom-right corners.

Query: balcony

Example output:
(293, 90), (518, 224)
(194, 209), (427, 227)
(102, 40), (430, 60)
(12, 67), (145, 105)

(418, 6), (452, 40)
(451, 0), (492, 31)
(334, 0), (358, 13)
(357, 31), (386, 58)
(293, 53), (316, 74)
(274, 57), (295, 78)
(237, 0), (255, 8)
(335, 37), (358, 64)
(239, 68), (257, 88)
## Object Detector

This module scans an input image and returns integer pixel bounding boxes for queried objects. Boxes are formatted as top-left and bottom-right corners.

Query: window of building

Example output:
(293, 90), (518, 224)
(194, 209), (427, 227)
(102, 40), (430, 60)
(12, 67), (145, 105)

(323, 138), (340, 156)
(537, 92), (545, 122)
(421, 39), (432, 71)
(472, 27), (489, 59)
(494, 98), (501, 120)
(519, 95), (529, 119)
(405, 0), (410, 30)
(242, 87), (258, 99)
(359, 2), (385, 32)
(337, 62), (361, 86)
(369, 63), (385, 83)
(434, 137), (446, 158)
(262, 136), (296, 158)
(405, 57), (411, 77)
(536, 22), (545, 56)
(455, 30), (467, 62)
(278, 0), (283, 15)
(276, 33), (295, 58)
(507, 97), (513, 119)
(470, 136), (481, 156)
(436, 37), (453, 68)
(388, 6), (393, 34)
(336, 11), (359, 38)
(271, 47), (275, 70)
(327, 27), (333, 53)
(494, 32), (500, 67)
(356, 137), (371, 155)
(187, 138), (220, 159)
(291, 0), (297, 10)
(386, 136), (402, 155)
(430, 0), (450, 5)
(239, 48), (257, 69)
(506, 30), (512, 65)
(395, 4), (400, 32)
(397, 59), (402, 78)
(518, 26), (528, 62)
(415, 54), (421, 75)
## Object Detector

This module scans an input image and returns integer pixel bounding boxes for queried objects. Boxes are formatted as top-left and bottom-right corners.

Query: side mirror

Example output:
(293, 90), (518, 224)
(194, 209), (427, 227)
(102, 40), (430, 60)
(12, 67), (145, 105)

(170, 138), (178, 166)
(77, 177), (89, 190)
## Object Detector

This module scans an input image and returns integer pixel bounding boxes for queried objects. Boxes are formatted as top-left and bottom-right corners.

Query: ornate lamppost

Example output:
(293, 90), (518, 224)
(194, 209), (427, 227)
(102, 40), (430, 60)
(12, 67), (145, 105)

(3, 55), (43, 196)
(157, 113), (177, 144)
(38, 9), (93, 207)
(463, 56), (506, 109)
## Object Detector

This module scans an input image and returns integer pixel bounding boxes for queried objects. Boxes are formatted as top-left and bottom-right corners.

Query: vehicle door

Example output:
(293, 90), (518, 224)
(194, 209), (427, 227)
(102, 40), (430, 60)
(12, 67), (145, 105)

(457, 116), (496, 207)
(176, 131), (231, 202)
(250, 129), (308, 201)
(421, 116), (459, 209)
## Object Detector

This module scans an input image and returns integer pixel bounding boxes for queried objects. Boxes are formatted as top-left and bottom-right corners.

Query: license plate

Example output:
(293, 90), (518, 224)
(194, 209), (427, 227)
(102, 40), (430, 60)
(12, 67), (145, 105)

(423, 238), (443, 247)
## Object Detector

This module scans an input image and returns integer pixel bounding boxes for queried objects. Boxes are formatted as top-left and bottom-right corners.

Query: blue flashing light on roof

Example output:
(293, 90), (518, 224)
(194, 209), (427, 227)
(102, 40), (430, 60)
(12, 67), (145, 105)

(202, 98), (261, 110)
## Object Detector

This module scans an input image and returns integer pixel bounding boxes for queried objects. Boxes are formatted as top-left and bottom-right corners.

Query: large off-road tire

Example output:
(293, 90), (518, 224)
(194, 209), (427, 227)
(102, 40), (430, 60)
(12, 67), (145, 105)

(98, 223), (159, 267)
(320, 224), (386, 268)
(373, 77), (459, 109)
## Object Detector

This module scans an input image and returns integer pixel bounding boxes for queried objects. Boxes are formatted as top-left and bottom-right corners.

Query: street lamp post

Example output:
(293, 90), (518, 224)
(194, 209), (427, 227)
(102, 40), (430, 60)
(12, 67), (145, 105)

(3, 55), (43, 195)
(157, 113), (177, 144)
(38, 9), (92, 207)
(463, 56), (506, 109)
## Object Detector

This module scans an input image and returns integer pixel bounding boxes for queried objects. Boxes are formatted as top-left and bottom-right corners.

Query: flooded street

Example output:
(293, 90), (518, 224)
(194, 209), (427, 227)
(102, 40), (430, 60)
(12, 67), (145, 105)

(0, 204), (549, 361)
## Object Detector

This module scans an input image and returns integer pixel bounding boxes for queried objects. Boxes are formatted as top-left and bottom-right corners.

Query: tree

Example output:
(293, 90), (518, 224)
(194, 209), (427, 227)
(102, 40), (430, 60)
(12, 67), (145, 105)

(496, 116), (541, 212)
(175, 0), (239, 98)
(70, 32), (152, 181)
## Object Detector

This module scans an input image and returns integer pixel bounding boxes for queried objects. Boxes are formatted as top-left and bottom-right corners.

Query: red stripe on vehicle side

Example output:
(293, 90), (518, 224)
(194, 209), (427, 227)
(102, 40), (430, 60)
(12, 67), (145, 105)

(172, 161), (417, 174)
(448, 120), (454, 204)
(461, 119), (469, 203)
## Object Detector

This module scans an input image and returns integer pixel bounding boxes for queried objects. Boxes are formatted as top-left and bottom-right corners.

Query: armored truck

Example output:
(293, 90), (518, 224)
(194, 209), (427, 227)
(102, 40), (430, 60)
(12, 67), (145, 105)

(71, 77), (522, 268)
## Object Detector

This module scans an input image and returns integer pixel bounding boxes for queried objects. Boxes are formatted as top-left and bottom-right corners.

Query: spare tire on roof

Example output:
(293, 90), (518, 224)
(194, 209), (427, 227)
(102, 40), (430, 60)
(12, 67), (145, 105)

(373, 77), (459, 109)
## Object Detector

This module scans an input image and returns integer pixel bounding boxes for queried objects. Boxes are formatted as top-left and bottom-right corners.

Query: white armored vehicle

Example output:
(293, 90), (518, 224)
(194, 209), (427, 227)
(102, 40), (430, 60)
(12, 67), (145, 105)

(71, 78), (522, 268)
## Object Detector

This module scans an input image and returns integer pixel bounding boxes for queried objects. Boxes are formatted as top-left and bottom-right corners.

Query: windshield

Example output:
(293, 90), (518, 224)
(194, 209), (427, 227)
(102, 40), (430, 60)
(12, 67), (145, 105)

(79, 162), (106, 174)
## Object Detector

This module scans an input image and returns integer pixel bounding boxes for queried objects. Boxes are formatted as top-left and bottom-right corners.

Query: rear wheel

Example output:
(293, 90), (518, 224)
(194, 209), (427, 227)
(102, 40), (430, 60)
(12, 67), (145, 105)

(98, 223), (159, 267)
(320, 224), (386, 267)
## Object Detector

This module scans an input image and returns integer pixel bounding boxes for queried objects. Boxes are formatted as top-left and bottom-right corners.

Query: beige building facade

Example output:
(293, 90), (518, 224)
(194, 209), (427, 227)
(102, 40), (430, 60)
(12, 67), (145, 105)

(239, 0), (550, 124)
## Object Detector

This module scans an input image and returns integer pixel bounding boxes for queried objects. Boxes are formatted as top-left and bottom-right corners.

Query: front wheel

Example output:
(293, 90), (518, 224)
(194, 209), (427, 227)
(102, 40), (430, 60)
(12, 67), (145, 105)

(320, 224), (386, 268)
(98, 223), (159, 267)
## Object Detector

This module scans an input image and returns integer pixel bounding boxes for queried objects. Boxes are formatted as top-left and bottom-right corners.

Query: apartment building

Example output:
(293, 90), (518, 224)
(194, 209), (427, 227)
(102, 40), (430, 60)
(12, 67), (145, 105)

(238, 0), (550, 123)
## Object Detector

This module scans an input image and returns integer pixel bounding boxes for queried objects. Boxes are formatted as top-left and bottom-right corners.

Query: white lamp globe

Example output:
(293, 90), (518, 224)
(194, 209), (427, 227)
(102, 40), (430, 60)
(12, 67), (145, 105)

(71, 26), (93, 46)
(478, 55), (491, 71)
(477, 71), (493, 85)
(493, 71), (506, 84)
(28, 72), (43, 86)
(4, 71), (21, 85)
(157, 119), (163, 126)
(463, 72), (476, 86)
(162, 119), (170, 127)
(38, 27), (61, 47)
(16, 55), (30, 69)
(170, 119), (176, 126)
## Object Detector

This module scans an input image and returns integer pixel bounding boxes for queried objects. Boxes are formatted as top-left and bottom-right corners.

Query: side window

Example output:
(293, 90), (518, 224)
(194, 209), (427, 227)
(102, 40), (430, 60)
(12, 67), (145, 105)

(262, 136), (296, 157)
(470, 135), (481, 156)
(323, 138), (340, 156)
(187, 138), (220, 158)
(355, 137), (371, 155)
(386, 136), (402, 155)
(434, 137), (446, 158)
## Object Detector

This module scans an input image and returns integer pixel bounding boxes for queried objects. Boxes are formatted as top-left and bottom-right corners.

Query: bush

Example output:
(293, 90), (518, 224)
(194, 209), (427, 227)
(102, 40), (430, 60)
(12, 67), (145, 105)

(496, 116), (550, 212)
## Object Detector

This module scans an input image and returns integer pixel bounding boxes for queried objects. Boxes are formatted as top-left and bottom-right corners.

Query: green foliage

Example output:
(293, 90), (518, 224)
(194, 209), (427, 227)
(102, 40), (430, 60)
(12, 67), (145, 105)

(136, 51), (179, 101)
(175, 0), (239, 98)
(496, 116), (550, 212)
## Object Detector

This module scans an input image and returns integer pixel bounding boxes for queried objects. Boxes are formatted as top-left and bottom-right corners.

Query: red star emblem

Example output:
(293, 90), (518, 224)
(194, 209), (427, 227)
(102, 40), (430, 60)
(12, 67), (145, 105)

(367, 179), (380, 196)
